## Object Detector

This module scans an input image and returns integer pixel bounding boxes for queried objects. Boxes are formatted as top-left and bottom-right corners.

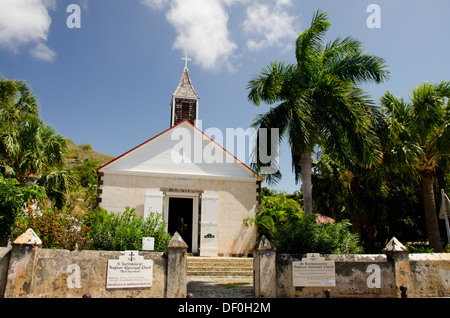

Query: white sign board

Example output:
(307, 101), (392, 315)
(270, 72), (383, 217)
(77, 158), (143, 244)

(142, 237), (155, 251)
(292, 253), (336, 287)
(106, 250), (153, 289)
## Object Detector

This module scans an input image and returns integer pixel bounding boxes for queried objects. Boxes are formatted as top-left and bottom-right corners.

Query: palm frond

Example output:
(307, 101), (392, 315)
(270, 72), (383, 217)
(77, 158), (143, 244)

(295, 9), (330, 70)
(247, 61), (294, 106)
(322, 36), (362, 62)
(325, 52), (390, 84)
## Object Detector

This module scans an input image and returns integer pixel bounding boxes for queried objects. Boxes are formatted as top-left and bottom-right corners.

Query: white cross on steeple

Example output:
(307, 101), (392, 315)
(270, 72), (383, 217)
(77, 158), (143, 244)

(181, 54), (192, 69)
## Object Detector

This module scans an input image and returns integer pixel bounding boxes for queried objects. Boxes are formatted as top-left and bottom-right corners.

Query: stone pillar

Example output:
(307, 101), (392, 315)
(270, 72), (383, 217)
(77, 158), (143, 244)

(4, 229), (42, 298)
(253, 235), (276, 298)
(166, 232), (187, 298)
(382, 237), (411, 298)
(0, 246), (12, 297)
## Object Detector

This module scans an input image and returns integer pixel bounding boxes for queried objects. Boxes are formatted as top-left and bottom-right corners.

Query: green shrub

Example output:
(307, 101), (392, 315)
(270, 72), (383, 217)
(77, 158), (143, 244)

(405, 243), (435, 253)
(245, 188), (362, 254)
(272, 213), (363, 254)
(244, 193), (303, 239)
(87, 207), (171, 252)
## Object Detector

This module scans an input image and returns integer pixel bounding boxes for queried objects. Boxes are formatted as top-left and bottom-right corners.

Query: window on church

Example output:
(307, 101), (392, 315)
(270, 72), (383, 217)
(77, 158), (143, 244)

(181, 102), (190, 121)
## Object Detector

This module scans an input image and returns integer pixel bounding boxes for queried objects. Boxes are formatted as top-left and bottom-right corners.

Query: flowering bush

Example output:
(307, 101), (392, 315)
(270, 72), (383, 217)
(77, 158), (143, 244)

(0, 173), (45, 242)
(11, 206), (90, 250)
(11, 205), (172, 252)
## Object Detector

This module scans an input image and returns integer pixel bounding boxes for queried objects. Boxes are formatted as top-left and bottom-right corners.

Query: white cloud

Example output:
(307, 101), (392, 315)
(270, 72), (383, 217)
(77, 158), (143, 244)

(141, 0), (299, 71)
(243, 0), (298, 51)
(140, 0), (169, 11)
(166, 0), (237, 71)
(0, 0), (56, 61)
(275, 0), (292, 6)
(30, 42), (56, 62)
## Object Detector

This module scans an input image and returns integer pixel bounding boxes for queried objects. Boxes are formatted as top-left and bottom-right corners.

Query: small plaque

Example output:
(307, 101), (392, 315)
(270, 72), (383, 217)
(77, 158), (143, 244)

(106, 251), (153, 289)
(142, 237), (155, 251)
(292, 253), (336, 287)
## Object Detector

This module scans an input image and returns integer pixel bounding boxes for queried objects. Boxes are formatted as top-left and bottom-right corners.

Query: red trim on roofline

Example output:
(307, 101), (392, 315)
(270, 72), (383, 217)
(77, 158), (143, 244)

(96, 120), (264, 181)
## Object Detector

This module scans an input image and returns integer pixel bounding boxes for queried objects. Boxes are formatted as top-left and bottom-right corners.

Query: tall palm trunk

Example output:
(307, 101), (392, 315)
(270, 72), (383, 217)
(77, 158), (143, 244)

(301, 152), (312, 214)
(421, 173), (443, 252)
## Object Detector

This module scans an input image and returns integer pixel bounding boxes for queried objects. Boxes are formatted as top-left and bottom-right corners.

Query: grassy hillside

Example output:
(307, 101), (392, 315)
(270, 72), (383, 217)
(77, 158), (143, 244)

(66, 138), (114, 165)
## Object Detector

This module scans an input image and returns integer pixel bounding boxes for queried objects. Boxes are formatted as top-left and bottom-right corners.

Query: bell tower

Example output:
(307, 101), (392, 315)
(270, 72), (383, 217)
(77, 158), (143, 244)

(170, 55), (199, 127)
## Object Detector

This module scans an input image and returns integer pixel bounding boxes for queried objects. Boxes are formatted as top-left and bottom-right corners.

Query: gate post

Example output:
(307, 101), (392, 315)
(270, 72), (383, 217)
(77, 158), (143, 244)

(383, 237), (411, 298)
(166, 232), (187, 298)
(4, 229), (42, 298)
(253, 235), (276, 298)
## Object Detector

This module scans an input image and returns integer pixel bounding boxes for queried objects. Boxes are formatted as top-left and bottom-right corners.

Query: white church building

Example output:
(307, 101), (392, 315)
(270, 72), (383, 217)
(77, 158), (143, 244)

(96, 62), (262, 256)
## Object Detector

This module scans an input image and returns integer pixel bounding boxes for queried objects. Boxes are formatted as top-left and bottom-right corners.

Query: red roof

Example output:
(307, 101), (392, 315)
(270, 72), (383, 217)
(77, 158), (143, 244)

(316, 213), (335, 225)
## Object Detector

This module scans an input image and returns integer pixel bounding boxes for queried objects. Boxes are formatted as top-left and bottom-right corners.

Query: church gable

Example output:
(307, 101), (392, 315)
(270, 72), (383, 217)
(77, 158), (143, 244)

(98, 120), (261, 181)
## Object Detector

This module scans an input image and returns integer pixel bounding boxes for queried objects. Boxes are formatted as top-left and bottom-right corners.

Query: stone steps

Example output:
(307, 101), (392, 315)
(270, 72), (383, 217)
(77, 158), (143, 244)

(187, 256), (253, 276)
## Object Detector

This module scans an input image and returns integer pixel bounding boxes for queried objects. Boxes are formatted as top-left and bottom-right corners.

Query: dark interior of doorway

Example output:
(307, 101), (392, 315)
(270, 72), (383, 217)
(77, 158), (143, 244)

(168, 197), (193, 252)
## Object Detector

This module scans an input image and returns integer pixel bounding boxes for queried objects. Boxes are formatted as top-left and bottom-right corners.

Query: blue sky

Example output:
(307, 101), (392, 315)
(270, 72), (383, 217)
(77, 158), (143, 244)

(0, 0), (449, 193)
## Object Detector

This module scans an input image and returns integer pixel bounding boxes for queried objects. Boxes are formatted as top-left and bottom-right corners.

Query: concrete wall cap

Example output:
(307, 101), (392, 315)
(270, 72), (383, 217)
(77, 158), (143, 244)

(382, 237), (408, 253)
(254, 235), (276, 251)
(13, 228), (42, 247)
(168, 232), (188, 249)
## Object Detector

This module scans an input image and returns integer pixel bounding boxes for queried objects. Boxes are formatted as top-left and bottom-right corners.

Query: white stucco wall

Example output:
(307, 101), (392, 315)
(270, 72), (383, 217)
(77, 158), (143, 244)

(99, 173), (257, 256)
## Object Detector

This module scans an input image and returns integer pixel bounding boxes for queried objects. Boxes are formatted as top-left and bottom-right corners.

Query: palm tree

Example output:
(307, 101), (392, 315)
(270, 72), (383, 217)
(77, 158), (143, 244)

(0, 76), (39, 175)
(247, 10), (390, 214)
(0, 76), (72, 207)
(1, 77), (67, 184)
(380, 81), (450, 252)
(14, 115), (68, 183)
(0, 76), (39, 123)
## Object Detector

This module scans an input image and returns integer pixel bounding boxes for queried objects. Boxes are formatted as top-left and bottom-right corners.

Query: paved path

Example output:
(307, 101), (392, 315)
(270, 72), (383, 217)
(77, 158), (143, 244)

(187, 276), (254, 298)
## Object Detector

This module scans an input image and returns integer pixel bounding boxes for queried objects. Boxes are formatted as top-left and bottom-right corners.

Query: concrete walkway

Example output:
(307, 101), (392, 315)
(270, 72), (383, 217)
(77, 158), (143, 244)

(187, 276), (254, 298)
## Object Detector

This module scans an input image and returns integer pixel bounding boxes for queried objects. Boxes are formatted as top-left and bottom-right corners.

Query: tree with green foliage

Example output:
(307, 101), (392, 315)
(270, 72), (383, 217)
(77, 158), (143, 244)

(69, 159), (100, 188)
(311, 153), (426, 252)
(1, 103), (69, 187)
(0, 76), (39, 177)
(247, 9), (390, 214)
(379, 81), (450, 252)
(0, 75), (72, 209)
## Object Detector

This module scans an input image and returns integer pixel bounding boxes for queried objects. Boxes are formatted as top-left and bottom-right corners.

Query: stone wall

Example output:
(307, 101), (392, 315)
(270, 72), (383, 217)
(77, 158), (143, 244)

(0, 231), (187, 298)
(275, 254), (396, 298)
(408, 254), (450, 297)
(253, 236), (450, 298)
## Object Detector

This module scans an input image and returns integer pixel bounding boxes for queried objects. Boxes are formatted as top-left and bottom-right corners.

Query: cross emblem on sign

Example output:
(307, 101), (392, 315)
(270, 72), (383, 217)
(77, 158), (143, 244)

(181, 54), (192, 69)
(128, 251), (135, 262)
